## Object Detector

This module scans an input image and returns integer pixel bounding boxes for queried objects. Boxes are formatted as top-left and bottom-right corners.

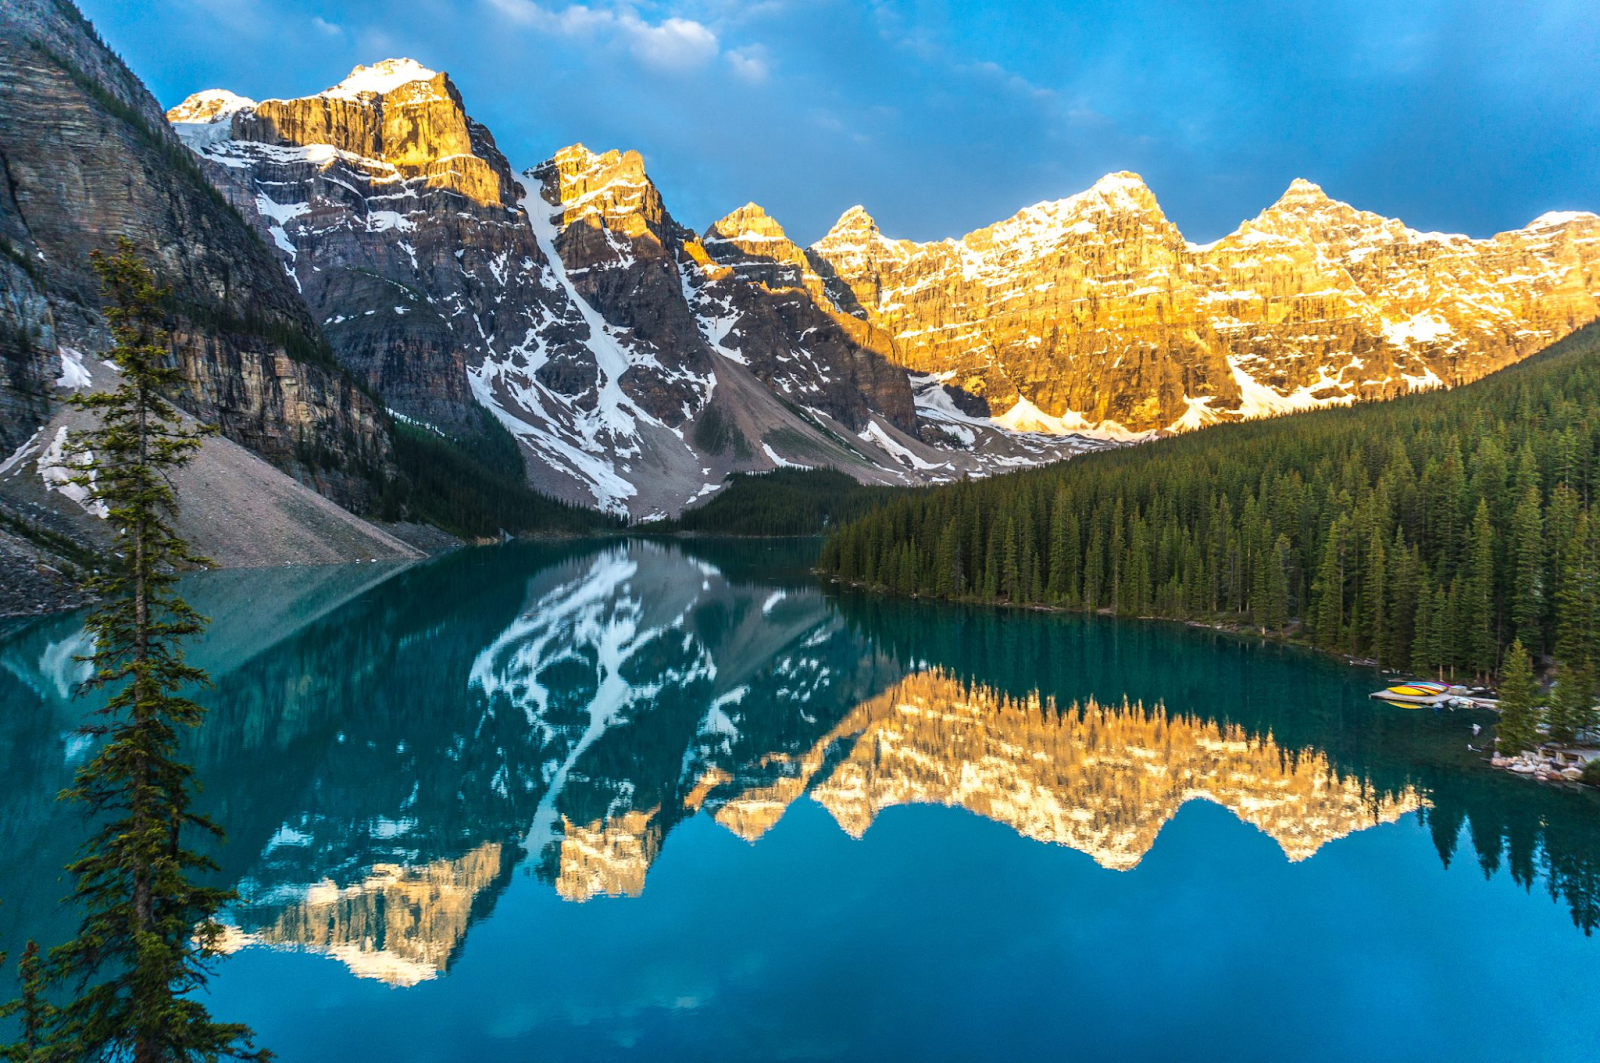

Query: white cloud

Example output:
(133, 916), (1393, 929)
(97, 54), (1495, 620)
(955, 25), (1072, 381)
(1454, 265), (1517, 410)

(484, 0), (722, 73)
(311, 15), (343, 36)
(725, 44), (768, 83)
(626, 16), (718, 72)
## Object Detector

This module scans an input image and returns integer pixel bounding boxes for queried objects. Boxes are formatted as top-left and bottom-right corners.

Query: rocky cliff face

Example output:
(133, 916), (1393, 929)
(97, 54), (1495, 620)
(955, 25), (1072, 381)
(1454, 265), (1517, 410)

(809, 174), (1600, 434)
(171, 71), (975, 517)
(171, 58), (1104, 517)
(530, 144), (717, 426)
(168, 59), (583, 438)
(0, 0), (392, 507)
(165, 52), (1600, 514)
(515, 144), (1098, 506)
(696, 202), (915, 431)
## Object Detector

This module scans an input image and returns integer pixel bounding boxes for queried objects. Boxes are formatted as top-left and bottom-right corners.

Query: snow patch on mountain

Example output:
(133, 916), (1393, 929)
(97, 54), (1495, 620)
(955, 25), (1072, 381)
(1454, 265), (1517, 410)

(1528, 210), (1599, 229)
(36, 427), (106, 518)
(321, 59), (439, 100)
(167, 89), (257, 148)
(55, 347), (91, 390)
(993, 397), (1146, 442)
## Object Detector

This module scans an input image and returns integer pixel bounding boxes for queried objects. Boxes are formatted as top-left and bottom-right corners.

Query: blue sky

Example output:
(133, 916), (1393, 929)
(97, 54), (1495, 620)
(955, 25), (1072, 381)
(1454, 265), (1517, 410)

(88, 0), (1599, 244)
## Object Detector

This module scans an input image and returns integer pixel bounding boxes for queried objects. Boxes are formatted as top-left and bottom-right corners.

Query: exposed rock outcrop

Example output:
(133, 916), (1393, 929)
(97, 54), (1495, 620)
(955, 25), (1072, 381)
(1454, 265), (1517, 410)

(0, 356), (420, 599)
(169, 59), (585, 437)
(530, 144), (718, 426)
(696, 202), (915, 431)
(809, 174), (1600, 433)
(162, 52), (1600, 515)
(0, 0), (393, 507)
(171, 73), (972, 517)
(161, 56), (1129, 515)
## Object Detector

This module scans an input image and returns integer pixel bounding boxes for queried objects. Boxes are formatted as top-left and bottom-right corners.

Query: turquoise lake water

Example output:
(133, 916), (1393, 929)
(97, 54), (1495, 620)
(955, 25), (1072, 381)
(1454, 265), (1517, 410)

(1, 538), (1597, 1061)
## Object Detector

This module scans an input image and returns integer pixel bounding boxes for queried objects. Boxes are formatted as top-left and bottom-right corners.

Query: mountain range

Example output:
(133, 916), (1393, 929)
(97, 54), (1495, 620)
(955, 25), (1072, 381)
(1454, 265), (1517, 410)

(3, 0), (1598, 550)
(161, 55), (1600, 516)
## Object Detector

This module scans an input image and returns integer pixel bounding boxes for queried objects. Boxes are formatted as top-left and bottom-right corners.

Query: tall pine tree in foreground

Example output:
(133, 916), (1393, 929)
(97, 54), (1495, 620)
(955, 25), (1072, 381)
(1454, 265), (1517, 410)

(40, 240), (266, 1062)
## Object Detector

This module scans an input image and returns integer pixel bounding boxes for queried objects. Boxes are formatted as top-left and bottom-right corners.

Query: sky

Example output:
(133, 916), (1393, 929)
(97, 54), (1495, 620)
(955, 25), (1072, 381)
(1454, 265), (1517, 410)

(85, 0), (1600, 245)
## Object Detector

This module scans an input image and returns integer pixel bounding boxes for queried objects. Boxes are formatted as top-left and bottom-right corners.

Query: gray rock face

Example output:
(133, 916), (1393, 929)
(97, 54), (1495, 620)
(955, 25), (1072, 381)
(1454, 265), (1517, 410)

(171, 60), (589, 438)
(695, 202), (914, 433)
(172, 67), (1022, 518)
(530, 145), (718, 428)
(0, 0), (393, 508)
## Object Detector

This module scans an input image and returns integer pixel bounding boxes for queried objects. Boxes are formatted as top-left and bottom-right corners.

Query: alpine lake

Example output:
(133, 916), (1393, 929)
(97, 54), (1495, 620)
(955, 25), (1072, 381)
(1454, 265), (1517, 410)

(1, 538), (1597, 1062)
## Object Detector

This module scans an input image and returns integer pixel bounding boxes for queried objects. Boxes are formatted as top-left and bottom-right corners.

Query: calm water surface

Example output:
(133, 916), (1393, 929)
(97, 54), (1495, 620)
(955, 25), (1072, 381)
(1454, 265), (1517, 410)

(1, 539), (1598, 1061)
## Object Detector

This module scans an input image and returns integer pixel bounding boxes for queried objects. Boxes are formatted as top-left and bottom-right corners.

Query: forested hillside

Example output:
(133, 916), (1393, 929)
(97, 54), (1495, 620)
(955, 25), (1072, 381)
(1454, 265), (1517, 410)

(381, 413), (622, 538)
(646, 469), (904, 536)
(820, 322), (1600, 683)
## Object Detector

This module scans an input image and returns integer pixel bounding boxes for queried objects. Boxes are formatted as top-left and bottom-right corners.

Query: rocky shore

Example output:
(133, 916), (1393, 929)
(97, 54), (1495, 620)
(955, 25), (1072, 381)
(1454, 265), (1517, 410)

(1490, 746), (1598, 784)
(0, 527), (91, 617)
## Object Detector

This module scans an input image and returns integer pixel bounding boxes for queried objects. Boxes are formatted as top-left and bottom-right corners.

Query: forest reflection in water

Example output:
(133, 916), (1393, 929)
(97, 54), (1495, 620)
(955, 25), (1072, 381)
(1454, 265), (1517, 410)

(0, 537), (1596, 993)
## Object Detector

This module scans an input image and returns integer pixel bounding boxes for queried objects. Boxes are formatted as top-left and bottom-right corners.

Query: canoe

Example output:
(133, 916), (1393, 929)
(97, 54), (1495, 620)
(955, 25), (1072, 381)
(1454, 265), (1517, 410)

(1387, 681), (1449, 697)
(1370, 680), (1452, 705)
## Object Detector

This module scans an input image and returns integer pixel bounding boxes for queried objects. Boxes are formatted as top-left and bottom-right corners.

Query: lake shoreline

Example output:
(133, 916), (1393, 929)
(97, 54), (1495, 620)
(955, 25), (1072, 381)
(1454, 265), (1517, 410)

(820, 572), (1600, 792)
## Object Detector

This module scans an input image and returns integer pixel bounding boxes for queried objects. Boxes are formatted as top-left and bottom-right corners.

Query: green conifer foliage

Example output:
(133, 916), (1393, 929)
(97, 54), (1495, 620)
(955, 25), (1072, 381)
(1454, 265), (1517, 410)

(38, 241), (267, 1063)
(819, 321), (1600, 686)
(1496, 640), (1544, 754)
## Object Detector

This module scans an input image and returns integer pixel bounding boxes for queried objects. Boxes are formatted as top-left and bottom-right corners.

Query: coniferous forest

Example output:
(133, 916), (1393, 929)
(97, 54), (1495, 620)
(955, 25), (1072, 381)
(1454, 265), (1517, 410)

(646, 468), (903, 536)
(820, 322), (1600, 685)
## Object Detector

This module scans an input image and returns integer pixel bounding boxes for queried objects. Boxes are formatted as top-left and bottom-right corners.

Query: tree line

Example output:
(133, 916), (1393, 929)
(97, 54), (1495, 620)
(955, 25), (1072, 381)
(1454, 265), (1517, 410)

(820, 323), (1600, 711)
(647, 468), (903, 537)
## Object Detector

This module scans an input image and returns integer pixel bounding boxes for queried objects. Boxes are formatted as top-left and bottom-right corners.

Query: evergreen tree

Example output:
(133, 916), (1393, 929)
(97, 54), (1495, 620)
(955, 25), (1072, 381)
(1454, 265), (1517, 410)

(1496, 639), (1543, 754)
(1001, 516), (1020, 600)
(1046, 489), (1069, 602)
(1360, 526), (1386, 663)
(1437, 577), (1461, 680)
(1555, 511), (1596, 670)
(41, 241), (266, 1062)
(1263, 534), (1291, 635)
(936, 521), (962, 597)
(0, 942), (55, 1062)
(1463, 500), (1496, 676)
(1414, 579), (1439, 677)
(1312, 517), (1348, 649)
(1383, 532), (1418, 670)
(1547, 664), (1594, 746)
(1083, 521), (1104, 610)
(1510, 485), (1545, 652)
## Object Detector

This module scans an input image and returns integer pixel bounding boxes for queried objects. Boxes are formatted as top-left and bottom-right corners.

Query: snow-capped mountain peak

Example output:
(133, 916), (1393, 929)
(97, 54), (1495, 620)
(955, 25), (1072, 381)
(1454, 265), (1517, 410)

(809, 171), (1600, 435)
(161, 55), (1600, 518)
(1528, 209), (1600, 230)
(167, 88), (257, 125)
(706, 203), (789, 244)
(321, 58), (440, 100)
(1084, 170), (1157, 209)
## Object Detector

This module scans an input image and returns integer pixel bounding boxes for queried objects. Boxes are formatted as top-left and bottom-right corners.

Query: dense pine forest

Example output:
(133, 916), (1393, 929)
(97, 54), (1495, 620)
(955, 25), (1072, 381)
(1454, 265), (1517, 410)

(646, 468), (904, 536)
(820, 322), (1600, 684)
(381, 411), (621, 538)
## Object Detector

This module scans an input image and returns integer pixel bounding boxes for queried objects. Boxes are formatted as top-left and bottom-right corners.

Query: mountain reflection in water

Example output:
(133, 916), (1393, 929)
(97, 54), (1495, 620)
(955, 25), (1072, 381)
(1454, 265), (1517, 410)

(757, 673), (1421, 869)
(0, 539), (1596, 992)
